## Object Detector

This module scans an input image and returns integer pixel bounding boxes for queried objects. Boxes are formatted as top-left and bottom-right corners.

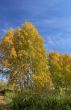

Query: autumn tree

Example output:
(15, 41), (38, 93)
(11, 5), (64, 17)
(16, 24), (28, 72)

(47, 52), (62, 89)
(47, 52), (71, 89)
(0, 22), (52, 91)
(59, 54), (71, 89)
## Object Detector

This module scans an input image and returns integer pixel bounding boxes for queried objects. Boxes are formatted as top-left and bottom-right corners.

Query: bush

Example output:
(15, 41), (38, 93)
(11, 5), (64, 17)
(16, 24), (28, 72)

(5, 91), (16, 104)
(11, 90), (71, 110)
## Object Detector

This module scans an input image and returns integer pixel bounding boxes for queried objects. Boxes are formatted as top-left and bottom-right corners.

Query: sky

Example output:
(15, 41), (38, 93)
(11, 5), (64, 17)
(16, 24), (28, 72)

(0, 0), (71, 54)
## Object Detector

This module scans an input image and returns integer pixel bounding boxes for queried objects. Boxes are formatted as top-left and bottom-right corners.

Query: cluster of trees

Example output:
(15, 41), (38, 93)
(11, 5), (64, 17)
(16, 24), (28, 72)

(0, 22), (71, 93)
(0, 22), (52, 92)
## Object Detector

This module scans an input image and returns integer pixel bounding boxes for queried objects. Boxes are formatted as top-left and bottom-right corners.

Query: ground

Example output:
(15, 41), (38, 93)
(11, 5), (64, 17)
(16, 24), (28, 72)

(0, 95), (11, 110)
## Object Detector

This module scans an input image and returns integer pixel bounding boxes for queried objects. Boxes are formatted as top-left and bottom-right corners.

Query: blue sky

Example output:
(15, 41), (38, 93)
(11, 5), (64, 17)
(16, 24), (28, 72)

(0, 0), (71, 54)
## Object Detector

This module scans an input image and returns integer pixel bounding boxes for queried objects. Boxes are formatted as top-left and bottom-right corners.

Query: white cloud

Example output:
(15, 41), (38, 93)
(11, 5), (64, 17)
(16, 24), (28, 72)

(44, 17), (71, 28)
(44, 32), (71, 50)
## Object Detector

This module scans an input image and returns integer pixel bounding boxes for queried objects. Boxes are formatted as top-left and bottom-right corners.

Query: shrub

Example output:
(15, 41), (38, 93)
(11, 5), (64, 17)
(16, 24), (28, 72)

(11, 90), (71, 110)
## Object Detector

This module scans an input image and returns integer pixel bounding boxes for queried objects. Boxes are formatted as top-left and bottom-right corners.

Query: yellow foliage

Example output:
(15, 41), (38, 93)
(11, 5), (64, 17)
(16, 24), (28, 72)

(10, 48), (17, 57)
(33, 73), (53, 89)
(2, 59), (11, 67)
(2, 36), (13, 44)
(2, 36), (9, 43)
(22, 22), (38, 36)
